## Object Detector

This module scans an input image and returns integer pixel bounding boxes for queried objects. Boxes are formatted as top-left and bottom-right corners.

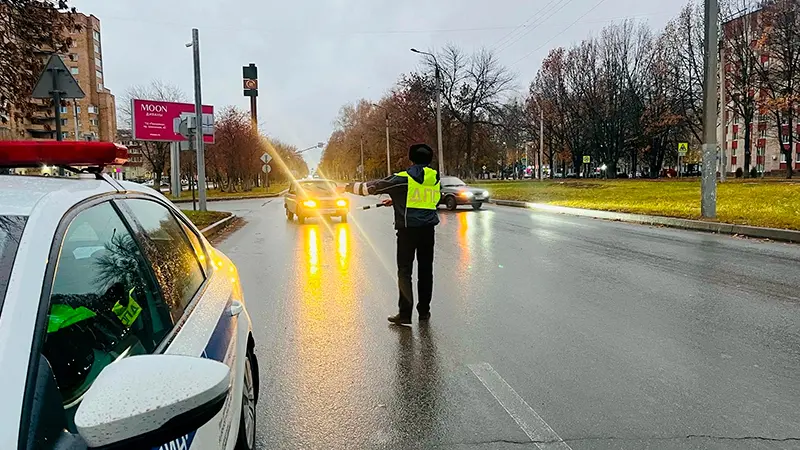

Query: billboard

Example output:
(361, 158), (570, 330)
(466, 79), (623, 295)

(132, 99), (215, 143)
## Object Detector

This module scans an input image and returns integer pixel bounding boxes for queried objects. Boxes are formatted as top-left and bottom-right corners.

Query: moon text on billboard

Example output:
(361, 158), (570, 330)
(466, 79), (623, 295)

(132, 99), (215, 143)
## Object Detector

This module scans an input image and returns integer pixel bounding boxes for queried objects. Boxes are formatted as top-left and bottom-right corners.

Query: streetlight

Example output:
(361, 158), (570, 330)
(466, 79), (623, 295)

(411, 48), (444, 175)
(297, 142), (324, 154)
(372, 103), (391, 176)
(186, 29), (207, 211)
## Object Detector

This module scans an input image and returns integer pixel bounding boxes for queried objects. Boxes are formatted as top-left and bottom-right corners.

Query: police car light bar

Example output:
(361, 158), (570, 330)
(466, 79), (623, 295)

(0, 141), (128, 167)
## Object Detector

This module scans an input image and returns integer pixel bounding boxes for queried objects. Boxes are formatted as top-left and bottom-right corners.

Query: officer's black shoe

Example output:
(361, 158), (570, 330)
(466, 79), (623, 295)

(418, 312), (431, 321)
(388, 314), (412, 327)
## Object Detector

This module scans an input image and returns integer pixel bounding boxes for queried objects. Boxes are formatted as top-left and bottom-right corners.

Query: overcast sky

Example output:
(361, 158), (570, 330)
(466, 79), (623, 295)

(70, 0), (684, 169)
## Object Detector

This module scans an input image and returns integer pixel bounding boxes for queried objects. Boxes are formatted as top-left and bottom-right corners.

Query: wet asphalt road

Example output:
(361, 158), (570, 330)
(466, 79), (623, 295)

(210, 196), (800, 449)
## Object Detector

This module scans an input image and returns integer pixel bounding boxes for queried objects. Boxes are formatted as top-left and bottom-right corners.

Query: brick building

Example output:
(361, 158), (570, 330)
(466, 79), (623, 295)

(6, 13), (116, 143)
(719, 10), (800, 175)
(116, 129), (147, 181)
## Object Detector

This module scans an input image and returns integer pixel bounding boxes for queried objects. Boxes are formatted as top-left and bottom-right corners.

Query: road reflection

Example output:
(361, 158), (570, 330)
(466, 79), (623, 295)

(390, 324), (442, 444)
(285, 223), (367, 443)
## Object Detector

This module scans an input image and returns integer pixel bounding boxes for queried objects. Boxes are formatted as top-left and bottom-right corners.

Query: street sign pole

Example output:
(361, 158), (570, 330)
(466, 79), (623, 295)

(170, 142), (181, 198)
(191, 28), (208, 211)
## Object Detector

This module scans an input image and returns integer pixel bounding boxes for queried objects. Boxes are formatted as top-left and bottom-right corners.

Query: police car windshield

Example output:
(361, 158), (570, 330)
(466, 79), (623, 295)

(0, 216), (27, 309)
(442, 177), (466, 187)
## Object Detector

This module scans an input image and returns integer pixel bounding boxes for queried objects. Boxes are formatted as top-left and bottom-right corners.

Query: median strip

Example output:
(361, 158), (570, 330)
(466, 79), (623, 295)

(491, 199), (800, 243)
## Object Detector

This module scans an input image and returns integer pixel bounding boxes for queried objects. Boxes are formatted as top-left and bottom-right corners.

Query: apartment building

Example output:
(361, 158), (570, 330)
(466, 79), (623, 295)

(116, 128), (147, 181)
(8, 13), (116, 142)
(719, 9), (800, 175)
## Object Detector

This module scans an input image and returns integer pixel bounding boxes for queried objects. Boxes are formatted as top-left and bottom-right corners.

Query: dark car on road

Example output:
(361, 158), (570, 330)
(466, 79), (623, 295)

(439, 176), (490, 210)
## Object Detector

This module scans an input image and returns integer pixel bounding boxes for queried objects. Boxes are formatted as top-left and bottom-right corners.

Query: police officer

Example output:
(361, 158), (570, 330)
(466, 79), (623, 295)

(347, 143), (441, 326)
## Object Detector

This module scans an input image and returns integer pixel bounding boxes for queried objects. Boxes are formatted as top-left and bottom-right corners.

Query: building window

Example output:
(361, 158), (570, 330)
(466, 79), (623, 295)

(93, 30), (101, 41)
(60, 118), (68, 126)
(75, 106), (81, 113)
(88, 105), (98, 114)
(780, 152), (787, 163)
(69, 53), (78, 61)
(95, 57), (102, 69)
(733, 129), (739, 140)
(97, 82), (103, 91)
(61, 132), (69, 139)
(759, 128), (767, 138)
(759, 113), (768, 122)
(95, 70), (102, 80)
(60, 106), (68, 114)
(94, 43), (100, 54)
(70, 67), (79, 75)
(90, 118), (98, 126)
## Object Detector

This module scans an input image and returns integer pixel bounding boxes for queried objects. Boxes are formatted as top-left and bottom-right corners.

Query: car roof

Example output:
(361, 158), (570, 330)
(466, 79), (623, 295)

(0, 175), (118, 216)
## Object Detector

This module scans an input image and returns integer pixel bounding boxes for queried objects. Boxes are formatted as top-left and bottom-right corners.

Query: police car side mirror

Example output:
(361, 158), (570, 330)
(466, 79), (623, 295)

(74, 355), (230, 449)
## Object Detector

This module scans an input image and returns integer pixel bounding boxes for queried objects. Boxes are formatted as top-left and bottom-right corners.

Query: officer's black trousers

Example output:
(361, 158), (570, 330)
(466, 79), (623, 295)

(396, 226), (435, 318)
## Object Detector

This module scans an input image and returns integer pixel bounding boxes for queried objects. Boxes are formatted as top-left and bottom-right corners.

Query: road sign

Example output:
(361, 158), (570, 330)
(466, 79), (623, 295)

(482, 165), (487, 171)
(678, 142), (689, 156)
(262, 165), (272, 174)
(260, 153), (272, 164)
(32, 55), (85, 99)
(496, 160), (502, 165)
(583, 155), (591, 164)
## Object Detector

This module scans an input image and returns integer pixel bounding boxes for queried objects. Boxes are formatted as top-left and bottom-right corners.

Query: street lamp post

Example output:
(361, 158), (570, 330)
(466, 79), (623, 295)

(701, 0), (719, 218)
(186, 29), (207, 211)
(411, 48), (444, 175)
(296, 142), (325, 154)
(360, 135), (365, 181)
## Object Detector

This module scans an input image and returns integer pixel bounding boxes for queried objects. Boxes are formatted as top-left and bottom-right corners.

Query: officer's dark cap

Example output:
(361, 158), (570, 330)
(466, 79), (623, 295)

(409, 143), (434, 165)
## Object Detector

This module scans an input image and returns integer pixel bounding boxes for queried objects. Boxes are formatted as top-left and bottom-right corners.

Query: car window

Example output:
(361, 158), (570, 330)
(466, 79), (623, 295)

(121, 199), (206, 322)
(179, 219), (209, 271)
(0, 215), (26, 313)
(43, 202), (174, 429)
(441, 177), (465, 187)
(298, 181), (336, 196)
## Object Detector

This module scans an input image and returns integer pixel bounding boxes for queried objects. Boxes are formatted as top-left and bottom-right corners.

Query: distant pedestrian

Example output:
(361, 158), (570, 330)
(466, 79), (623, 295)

(346, 144), (441, 326)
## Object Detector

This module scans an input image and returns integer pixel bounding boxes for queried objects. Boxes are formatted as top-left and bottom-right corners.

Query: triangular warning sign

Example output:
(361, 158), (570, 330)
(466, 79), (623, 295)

(678, 142), (688, 153)
(31, 55), (85, 99)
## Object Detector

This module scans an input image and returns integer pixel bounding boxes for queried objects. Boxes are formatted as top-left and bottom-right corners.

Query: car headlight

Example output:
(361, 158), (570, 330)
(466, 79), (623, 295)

(460, 191), (474, 197)
(482, 190), (489, 197)
(336, 199), (347, 207)
(303, 200), (317, 208)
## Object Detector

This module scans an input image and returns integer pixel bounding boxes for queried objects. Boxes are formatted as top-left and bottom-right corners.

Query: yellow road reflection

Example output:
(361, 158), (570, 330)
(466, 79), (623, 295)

(286, 223), (368, 441)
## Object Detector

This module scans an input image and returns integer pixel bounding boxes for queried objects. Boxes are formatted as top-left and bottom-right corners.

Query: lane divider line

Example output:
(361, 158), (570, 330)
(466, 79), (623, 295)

(468, 362), (572, 449)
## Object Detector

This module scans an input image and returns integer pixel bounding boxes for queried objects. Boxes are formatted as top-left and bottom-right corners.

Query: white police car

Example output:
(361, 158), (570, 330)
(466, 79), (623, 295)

(0, 141), (258, 450)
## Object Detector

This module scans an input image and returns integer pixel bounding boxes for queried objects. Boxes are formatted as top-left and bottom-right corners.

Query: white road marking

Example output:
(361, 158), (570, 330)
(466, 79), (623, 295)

(469, 362), (572, 449)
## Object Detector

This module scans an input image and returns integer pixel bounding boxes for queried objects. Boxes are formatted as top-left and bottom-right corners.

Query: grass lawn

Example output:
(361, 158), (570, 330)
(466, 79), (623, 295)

(181, 210), (232, 229)
(171, 183), (288, 201)
(473, 179), (800, 231)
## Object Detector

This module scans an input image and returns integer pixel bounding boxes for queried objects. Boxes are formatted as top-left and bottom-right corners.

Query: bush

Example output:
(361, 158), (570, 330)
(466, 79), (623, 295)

(750, 167), (759, 178)
(735, 168), (744, 178)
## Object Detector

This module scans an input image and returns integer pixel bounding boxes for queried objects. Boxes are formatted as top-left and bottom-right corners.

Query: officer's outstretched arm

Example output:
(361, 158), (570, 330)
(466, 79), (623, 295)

(347, 175), (407, 197)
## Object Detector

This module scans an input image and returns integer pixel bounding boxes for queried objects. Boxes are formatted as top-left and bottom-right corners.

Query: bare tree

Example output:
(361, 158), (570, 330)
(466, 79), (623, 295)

(434, 45), (515, 176)
(0, 0), (78, 123)
(118, 80), (188, 183)
(756, 0), (800, 178)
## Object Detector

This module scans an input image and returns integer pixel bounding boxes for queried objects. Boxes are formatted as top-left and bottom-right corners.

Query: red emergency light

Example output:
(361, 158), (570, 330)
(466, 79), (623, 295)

(0, 141), (128, 167)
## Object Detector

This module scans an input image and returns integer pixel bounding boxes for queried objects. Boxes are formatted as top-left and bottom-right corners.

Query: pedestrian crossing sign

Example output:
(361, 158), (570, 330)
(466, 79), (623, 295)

(678, 142), (688, 156)
(583, 155), (591, 164)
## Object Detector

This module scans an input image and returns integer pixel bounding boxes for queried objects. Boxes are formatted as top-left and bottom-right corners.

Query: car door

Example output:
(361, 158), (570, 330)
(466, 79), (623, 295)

(286, 182), (297, 214)
(118, 197), (244, 450)
(30, 200), (178, 444)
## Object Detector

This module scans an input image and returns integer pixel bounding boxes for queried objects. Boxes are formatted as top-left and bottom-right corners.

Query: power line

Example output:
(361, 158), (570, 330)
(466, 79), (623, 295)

(495, 0), (577, 55)
(511, 0), (609, 67)
(489, 0), (564, 51)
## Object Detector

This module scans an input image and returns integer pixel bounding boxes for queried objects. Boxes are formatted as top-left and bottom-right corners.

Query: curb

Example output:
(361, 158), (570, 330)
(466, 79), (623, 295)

(490, 199), (800, 243)
(172, 189), (287, 204)
(201, 215), (238, 239)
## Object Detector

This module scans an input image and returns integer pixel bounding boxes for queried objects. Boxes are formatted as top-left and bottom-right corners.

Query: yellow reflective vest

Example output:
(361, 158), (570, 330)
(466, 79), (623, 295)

(396, 167), (441, 210)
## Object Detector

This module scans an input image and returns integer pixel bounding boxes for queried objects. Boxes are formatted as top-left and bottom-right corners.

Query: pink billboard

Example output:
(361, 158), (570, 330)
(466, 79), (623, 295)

(132, 99), (215, 143)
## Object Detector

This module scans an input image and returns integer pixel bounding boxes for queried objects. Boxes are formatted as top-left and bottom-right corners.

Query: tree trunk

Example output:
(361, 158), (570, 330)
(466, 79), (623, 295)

(787, 113), (794, 179)
(743, 122), (752, 177)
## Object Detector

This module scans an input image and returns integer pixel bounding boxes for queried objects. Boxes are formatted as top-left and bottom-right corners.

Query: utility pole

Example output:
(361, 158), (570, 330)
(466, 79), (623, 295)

(718, 40), (727, 182)
(385, 111), (391, 176)
(170, 142), (181, 198)
(360, 135), (364, 181)
(701, 0), (719, 218)
(190, 28), (207, 211)
(539, 107), (544, 181)
(411, 49), (444, 174)
(434, 66), (444, 175)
